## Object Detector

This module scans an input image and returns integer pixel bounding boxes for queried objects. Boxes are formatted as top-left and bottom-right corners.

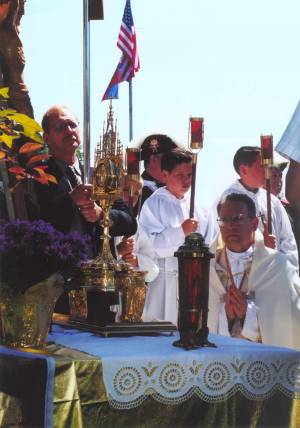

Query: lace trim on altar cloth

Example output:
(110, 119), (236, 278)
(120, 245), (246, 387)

(48, 326), (300, 411)
(108, 384), (300, 410)
(104, 357), (300, 409)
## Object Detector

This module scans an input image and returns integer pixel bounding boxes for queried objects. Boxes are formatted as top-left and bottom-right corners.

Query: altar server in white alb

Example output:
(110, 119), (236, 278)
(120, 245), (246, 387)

(208, 193), (300, 350)
(140, 148), (214, 325)
(212, 146), (298, 269)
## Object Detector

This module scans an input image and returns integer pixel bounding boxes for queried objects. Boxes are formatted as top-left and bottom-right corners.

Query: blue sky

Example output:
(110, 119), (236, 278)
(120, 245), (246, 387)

(21, 0), (300, 207)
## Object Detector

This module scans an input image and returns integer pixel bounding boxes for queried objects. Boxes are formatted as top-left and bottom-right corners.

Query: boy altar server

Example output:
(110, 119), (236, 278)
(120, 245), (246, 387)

(212, 146), (298, 269)
(139, 148), (214, 324)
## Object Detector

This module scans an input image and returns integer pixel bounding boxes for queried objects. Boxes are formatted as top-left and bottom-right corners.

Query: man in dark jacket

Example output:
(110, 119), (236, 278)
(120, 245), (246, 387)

(34, 105), (137, 256)
(34, 105), (137, 316)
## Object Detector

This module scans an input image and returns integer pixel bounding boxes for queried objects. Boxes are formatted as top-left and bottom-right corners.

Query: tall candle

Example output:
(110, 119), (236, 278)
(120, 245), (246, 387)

(126, 148), (140, 175)
(260, 135), (273, 160)
(190, 117), (204, 150)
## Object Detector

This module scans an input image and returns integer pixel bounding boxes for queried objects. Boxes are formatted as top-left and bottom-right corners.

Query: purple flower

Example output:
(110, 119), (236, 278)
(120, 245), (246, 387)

(0, 219), (89, 296)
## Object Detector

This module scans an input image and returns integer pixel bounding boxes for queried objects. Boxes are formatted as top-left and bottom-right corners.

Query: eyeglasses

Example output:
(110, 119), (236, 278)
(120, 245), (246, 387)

(52, 120), (79, 132)
(217, 214), (253, 227)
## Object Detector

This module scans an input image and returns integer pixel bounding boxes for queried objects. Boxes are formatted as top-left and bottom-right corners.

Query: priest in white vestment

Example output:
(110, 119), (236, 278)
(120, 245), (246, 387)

(208, 192), (300, 350)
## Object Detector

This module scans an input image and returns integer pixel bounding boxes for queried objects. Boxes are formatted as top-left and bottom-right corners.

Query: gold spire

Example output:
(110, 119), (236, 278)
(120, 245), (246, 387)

(94, 100), (123, 163)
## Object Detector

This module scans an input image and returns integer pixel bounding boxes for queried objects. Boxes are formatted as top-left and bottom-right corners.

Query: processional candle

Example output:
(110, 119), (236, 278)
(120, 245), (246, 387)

(190, 117), (204, 150)
(126, 148), (140, 177)
(189, 117), (204, 218)
(260, 135), (273, 164)
(260, 134), (273, 234)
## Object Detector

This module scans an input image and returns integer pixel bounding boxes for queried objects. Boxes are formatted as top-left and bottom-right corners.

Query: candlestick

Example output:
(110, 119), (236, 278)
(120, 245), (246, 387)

(260, 134), (273, 234)
(126, 148), (140, 210)
(190, 117), (204, 151)
(260, 135), (273, 164)
(189, 117), (204, 218)
(126, 148), (140, 177)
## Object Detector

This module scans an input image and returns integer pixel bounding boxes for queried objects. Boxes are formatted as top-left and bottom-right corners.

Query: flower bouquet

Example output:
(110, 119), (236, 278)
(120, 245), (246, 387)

(0, 219), (89, 348)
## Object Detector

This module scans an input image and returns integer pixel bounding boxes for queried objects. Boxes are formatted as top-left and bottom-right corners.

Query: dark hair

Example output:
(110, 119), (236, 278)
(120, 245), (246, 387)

(161, 148), (192, 172)
(233, 146), (261, 174)
(217, 193), (257, 218)
(41, 112), (51, 134)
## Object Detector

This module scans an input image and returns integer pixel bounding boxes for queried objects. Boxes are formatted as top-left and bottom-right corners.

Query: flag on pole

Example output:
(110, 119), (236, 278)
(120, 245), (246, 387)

(102, 0), (140, 101)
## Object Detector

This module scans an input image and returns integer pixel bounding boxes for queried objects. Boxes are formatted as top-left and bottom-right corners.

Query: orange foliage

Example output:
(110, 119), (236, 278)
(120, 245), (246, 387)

(8, 165), (26, 174)
(25, 153), (49, 167)
(19, 142), (43, 154)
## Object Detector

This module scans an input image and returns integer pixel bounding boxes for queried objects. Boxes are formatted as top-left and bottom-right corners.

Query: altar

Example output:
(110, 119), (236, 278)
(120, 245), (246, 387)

(1, 326), (300, 427)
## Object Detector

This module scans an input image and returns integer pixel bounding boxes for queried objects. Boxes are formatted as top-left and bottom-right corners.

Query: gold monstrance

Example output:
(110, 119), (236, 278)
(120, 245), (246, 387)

(68, 103), (176, 333)
(92, 101), (124, 291)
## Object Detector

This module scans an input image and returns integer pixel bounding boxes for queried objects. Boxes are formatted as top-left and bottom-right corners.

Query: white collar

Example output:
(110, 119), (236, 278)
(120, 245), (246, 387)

(156, 186), (190, 203)
(226, 246), (254, 260)
(71, 158), (81, 175)
(226, 246), (254, 274)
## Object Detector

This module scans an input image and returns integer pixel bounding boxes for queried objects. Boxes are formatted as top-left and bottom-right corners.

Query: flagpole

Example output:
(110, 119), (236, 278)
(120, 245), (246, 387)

(83, 0), (91, 183)
(101, 0), (139, 135)
(129, 79), (133, 141)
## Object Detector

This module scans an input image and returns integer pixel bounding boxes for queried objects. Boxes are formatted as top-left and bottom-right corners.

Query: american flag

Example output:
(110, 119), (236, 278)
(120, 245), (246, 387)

(102, 0), (140, 101)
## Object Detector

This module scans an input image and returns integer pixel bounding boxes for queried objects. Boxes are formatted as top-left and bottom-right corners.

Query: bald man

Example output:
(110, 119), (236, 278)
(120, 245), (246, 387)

(33, 105), (137, 256)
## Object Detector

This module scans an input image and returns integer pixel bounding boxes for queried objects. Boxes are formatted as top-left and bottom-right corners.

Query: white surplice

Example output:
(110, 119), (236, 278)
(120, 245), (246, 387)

(208, 234), (300, 350)
(139, 187), (213, 324)
(210, 180), (298, 269)
(216, 246), (261, 342)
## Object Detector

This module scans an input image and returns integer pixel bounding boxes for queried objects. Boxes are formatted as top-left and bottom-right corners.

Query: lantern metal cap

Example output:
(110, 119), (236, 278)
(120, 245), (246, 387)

(174, 233), (214, 259)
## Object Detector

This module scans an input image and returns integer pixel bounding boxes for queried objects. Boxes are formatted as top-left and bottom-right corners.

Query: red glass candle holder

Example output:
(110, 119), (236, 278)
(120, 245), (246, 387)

(126, 148), (140, 176)
(190, 117), (204, 150)
(260, 135), (273, 161)
(173, 233), (216, 350)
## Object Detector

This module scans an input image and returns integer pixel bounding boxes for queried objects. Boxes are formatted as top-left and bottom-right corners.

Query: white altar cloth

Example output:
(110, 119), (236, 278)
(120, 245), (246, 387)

(48, 325), (300, 410)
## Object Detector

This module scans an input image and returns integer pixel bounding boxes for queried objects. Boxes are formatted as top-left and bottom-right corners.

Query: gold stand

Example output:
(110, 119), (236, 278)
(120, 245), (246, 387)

(91, 102), (124, 291)
(66, 103), (177, 334)
(92, 200), (116, 291)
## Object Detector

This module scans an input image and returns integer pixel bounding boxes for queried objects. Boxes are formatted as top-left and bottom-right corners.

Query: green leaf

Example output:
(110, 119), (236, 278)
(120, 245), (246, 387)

(0, 133), (14, 148)
(0, 87), (9, 99)
(0, 109), (17, 117)
(0, 110), (44, 144)
(22, 129), (44, 144)
(5, 112), (43, 132)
